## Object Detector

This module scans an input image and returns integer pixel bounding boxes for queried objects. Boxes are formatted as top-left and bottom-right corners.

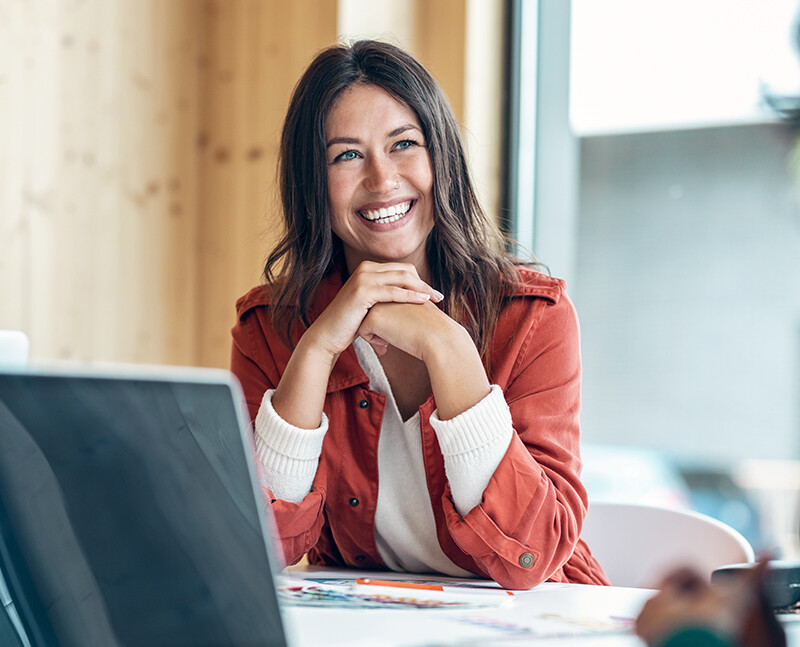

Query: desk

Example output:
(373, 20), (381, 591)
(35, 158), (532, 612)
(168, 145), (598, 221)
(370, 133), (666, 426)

(281, 566), (800, 647)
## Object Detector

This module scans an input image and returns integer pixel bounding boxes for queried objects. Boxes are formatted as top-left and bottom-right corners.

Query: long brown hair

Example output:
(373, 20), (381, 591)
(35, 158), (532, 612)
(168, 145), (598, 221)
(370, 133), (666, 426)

(265, 40), (523, 359)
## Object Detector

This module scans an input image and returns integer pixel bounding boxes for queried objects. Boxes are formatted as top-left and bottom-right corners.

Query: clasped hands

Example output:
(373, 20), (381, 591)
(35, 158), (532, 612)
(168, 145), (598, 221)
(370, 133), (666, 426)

(305, 260), (460, 362)
(275, 260), (490, 427)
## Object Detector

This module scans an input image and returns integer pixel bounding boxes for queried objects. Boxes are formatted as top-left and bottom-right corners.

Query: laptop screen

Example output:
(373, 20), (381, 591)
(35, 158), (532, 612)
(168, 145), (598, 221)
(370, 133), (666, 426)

(0, 369), (288, 647)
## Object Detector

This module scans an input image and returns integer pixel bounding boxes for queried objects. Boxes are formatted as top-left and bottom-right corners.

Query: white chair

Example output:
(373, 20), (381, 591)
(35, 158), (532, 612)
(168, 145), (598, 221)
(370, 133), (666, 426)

(0, 331), (29, 368)
(581, 501), (755, 589)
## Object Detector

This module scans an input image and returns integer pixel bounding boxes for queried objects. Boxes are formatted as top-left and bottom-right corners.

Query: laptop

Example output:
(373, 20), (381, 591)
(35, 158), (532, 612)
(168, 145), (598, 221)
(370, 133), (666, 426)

(0, 366), (290, 647)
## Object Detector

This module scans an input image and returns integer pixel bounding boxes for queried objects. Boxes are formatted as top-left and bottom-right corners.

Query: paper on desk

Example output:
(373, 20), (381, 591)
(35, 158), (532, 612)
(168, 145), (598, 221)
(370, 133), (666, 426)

(276, 574), (514, 609)
(290, 572), (512, 591)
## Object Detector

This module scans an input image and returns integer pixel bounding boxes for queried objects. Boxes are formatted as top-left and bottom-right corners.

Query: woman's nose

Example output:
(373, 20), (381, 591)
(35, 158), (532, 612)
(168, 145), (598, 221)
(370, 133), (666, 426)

(363, 156), (397, 193)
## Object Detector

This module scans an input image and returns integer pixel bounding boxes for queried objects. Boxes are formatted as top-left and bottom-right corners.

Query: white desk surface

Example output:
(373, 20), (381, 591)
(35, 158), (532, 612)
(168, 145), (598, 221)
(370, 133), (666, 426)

(281, 565), (800, 647)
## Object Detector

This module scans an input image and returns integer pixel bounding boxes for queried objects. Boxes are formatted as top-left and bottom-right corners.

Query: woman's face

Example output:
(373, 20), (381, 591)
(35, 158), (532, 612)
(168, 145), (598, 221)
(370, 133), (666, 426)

(325, 83), (435, 277)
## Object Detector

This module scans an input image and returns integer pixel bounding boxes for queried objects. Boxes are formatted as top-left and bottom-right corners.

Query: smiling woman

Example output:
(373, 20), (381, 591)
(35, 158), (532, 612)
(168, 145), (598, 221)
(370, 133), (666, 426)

(229, 40), (608, 590)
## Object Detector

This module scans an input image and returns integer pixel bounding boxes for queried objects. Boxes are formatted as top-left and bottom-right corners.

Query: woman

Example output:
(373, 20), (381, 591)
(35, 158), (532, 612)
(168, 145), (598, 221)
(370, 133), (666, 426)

(230, 39), (607, 589)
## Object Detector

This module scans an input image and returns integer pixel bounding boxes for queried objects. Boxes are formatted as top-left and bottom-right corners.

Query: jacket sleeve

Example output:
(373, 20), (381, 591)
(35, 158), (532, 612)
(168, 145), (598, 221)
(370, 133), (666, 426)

(441, 292), (593, 589)
(230, 311), (328, 566)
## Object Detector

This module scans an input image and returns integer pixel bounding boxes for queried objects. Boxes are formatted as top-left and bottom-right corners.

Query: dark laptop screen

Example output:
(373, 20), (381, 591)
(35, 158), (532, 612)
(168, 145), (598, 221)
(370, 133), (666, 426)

(0, 371), (287, 647)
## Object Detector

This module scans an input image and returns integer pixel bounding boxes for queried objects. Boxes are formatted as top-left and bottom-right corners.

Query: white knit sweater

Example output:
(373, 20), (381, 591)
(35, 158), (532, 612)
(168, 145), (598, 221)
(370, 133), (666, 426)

(253, 337), (513, 576)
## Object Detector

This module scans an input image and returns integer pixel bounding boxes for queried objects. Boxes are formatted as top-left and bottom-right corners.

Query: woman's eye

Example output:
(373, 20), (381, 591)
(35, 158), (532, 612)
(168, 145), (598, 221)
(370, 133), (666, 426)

(334, 150), (360, 162)
(394, 140), (415, 151)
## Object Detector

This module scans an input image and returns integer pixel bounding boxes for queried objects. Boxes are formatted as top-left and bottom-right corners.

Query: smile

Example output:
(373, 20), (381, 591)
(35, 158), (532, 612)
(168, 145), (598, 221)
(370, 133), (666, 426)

(358, 200), (413, 224)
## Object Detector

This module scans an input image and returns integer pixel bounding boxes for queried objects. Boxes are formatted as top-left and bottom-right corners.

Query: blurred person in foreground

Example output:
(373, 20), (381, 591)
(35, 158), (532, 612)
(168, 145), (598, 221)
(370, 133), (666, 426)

(636, 561), (786, 647)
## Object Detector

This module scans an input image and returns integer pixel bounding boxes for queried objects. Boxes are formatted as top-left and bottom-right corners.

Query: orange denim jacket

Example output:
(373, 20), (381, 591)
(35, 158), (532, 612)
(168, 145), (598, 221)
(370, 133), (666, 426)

(230, 266), (608, 589)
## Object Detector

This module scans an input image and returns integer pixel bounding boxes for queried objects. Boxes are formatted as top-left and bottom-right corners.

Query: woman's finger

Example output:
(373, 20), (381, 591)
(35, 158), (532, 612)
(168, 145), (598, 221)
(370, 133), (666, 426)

(349, 262), (444, 302)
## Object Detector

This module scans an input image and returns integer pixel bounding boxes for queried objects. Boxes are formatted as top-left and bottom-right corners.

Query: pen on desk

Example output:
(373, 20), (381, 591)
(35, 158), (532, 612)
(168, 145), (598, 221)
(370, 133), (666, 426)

(354, 578), (515, 596)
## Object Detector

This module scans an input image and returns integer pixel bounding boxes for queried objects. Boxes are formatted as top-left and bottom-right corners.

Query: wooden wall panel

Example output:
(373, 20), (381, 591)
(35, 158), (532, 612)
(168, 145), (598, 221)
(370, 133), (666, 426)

(336, 0), (417, 54)
(463, 0), (506, 222)
(336, 0), (467, 124)
(101, 0), (201, 365)
(196, 0), (337, 368)
(0, 0), (202, 365)
(0, 0), (337, 368)
(414, 0), (467, 126)
(0, 1), (37, 337)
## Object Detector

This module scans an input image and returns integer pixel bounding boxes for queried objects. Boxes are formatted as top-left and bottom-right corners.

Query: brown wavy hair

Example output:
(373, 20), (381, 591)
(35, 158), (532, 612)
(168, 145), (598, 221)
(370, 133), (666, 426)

(265, 39), (523, 359)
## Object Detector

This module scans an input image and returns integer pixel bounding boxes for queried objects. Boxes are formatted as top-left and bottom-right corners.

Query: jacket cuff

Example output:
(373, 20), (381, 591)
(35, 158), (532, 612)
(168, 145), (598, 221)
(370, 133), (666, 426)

(430, 385), (513, 515)
(253, 389), (328, 503)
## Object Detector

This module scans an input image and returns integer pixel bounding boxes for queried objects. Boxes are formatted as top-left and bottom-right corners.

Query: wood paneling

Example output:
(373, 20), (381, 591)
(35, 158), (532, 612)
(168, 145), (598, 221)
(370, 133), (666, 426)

(0, 0), (500, 369)
(0, 0), (336, 368)
(415, 0), (467, 126)
(463, 0), (506, 223)
(196, 0), (337, 368)
(0, 0), (202, 364)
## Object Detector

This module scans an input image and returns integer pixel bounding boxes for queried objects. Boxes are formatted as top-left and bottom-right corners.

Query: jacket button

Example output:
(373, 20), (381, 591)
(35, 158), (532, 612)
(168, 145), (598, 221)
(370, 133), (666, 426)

(519, 552), (535, 568)
(348, 497), (359, 507)
(358, 399), (369, 409)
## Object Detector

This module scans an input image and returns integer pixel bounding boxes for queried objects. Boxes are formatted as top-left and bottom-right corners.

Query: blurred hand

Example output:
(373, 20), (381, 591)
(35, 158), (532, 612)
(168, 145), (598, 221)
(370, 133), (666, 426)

(635, 560), (785, 647)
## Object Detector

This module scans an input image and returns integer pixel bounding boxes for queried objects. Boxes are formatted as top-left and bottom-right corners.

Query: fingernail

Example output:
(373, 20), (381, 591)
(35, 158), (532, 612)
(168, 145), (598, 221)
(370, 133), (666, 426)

(432, 290), (444, 301)
(417, 292), (431, 300)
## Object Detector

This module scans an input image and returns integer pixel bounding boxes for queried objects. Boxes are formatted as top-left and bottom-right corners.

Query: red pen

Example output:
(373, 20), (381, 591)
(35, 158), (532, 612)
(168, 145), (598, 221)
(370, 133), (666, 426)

(355, 578), (514, 596)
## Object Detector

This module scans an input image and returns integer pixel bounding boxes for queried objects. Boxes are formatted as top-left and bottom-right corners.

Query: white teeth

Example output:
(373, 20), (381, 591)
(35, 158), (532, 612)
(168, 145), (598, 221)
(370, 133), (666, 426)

(360, 201), (412, 223)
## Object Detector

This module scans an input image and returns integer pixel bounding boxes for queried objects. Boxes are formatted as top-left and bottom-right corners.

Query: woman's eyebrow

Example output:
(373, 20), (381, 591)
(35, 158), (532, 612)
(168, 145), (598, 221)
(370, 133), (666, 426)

(326, 136), (360, 148)
(387, 124), (420, 137)
(326, 124), (421, 148)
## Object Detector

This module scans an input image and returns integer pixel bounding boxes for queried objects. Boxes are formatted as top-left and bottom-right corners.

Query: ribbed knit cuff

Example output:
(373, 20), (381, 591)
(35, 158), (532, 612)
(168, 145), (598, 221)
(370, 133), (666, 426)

(431, 385), (512, 458)
(430, 385), (513, 515)
(253, 389), (328, 503)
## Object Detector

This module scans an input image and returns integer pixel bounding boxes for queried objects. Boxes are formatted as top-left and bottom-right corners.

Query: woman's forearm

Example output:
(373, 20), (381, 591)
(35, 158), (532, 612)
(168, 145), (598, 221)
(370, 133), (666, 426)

(271, 334), (338, 429)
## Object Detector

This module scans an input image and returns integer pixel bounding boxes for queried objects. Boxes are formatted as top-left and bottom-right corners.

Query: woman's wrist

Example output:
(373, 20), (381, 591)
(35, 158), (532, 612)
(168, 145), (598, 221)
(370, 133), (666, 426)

(294, 327), (342, 372)
(418, 316), (470, 361)
(422, 321), (491, 420)
(272, 331), (340, 429)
